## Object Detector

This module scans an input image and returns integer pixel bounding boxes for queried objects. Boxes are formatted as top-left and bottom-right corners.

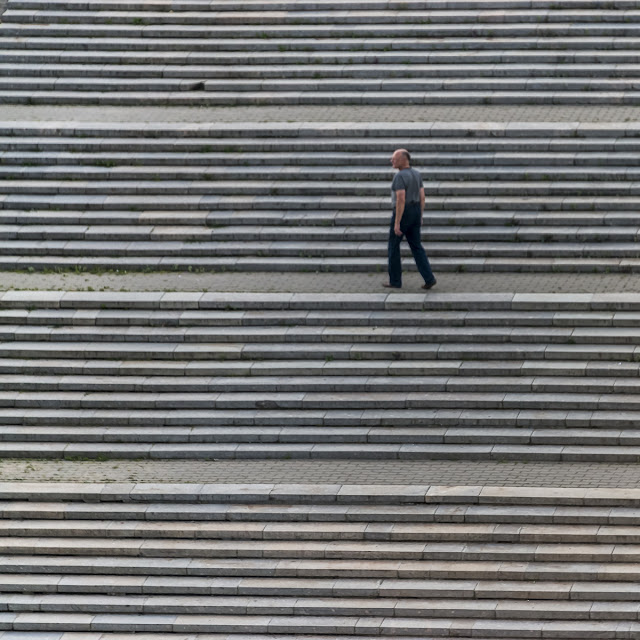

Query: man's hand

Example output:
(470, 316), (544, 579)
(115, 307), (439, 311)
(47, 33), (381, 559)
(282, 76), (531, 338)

(394, 188), (406, 237)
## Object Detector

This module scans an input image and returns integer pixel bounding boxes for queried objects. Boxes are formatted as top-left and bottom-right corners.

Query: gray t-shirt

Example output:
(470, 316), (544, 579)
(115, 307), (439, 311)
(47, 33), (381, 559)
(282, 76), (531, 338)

(391, 167), (423, 207)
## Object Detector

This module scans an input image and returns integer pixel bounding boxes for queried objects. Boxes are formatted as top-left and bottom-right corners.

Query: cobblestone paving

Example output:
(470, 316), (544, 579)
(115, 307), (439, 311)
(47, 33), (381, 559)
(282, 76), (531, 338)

(5, 271), (640, 294)
(1, 104), (639, 123)
(1, 459), (639, 487)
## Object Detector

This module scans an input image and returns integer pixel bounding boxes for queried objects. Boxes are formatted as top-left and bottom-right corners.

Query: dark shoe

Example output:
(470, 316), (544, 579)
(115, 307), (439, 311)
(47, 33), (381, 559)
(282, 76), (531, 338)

(422, 278), (437, 290)
(382, 282), (401, 289)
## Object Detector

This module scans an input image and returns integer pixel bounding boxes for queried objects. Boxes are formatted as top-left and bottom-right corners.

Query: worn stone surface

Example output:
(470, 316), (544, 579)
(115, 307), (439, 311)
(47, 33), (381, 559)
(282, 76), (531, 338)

(2, 4), (640, 636)
(2, 459), (640, 487)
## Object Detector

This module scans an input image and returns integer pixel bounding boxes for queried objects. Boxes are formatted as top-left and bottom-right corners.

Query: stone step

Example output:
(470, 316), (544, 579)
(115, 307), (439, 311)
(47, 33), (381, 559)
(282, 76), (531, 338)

(2, 290), (640, 312)
(3, 431), (640, 459)
(0, 307), (636, 328)
(6, 498), (640, 524)
(5, 498), (640, 525)
(5, 440), (640, 461)
(7, 163), (640, 180)
(1, 89), (639, 106)
(1, 307), (632, 328)
(5, 178), (639, 197)
(2, 477), (640, 505)
(6, 389), (640, 411)
(0, 314), (638, 342)
(1, 612), (638, 638)
(4, 137), (640, 153)
(3, 225), (640, 244)
(3, 550), (640, 582)
(13, 374), (640, 396)
(3, 592), (640, 622)
(2, 61), (639, 79)
(7, 240), (640, 261)
(5, 425), (640, 448)
(0, 572), (486, 606)
(1, 101), (640, 282)
(3, 22), (640, 37)
(6, 193), (640, 212)
(3, 407), (637, 429)
(2, 255), (640, 273)
(5, 49), (640, 65)
(5, 534), (640, 562)
(5, 151), (640, 169)
(9, 0), (640, 9)
(8, 517), (640, 543)
(6, 323), (640, 344)
(2, 35), (639, 53)
(2, 483), (640, 636)
(4, 573), (640, 601)
(2, 76), (640, 93)
(3, 282), (640, 460)
(5, 374), (640, 394)
(3, 481), (640, 507)
(0, 634), (521, 640)
(10, 0), (640, 10)
(0, 77), (202, 91)
(4, 209), (640, 229)
(6, 8), (640, 25)
(1, 125), (638, 144)
(0, 358), (636, 378)
(3, 340), (640, 362)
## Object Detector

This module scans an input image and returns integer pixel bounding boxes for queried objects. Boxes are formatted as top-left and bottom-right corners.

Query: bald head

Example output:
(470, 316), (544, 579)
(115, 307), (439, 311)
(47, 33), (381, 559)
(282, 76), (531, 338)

(391, 148), (411, 170)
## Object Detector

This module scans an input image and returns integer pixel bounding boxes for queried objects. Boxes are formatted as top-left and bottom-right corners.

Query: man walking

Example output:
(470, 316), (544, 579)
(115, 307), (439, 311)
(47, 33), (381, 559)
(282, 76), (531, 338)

(383, 148), (437, 290)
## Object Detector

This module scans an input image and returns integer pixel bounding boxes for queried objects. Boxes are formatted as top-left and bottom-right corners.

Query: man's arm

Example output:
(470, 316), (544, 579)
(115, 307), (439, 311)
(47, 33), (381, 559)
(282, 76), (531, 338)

(419, 186), (425, 223)
(394, 189), (406, 236)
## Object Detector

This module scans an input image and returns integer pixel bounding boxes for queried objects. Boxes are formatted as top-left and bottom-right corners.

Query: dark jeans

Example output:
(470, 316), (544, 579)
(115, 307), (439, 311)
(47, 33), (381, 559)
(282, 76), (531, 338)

(388, 202), (435, 288)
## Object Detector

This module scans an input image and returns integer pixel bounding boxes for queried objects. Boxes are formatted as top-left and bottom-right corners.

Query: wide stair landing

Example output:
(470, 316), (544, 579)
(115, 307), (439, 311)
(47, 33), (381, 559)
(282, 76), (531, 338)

(1, 482), (640, 638)
(4, 289), (640, 462)
(1, 0), (640, 105)
(4, 121), (640, 274)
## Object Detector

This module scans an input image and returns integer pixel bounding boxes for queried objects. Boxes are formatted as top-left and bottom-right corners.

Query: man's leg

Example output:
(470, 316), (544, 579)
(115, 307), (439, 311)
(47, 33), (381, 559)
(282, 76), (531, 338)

(403, 216), (436, 286)
(387, 213), (403, 287)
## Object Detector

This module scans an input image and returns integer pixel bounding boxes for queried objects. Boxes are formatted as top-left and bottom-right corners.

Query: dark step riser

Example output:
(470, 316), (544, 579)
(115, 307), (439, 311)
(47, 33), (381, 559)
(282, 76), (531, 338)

(4, 184), (638, 196)
(4, 24), (640, 36)
(2, 429), (640, 447)
(10, 0), (640, 9)
(1, 558), (639, 582)
(4, 36), (640, 53)
(2, 169), (638, 181)
(4, 139), (640, 151)
(2, 93), (640, 106)
(2, 410), (634, 429)
(7, 9), (640, 26)
(6, 52), (640, 64)
(1, 396), (640, 410)
(4, 64), (640, 79)
(6, 155), (640, 168)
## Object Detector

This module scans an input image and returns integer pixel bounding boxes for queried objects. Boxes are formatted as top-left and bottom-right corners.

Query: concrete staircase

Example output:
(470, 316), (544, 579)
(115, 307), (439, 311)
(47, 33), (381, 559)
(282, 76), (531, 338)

(4, 289), (640, 462)
(3, 0), (639, 638)
(4, 121), (640, 274)
(1, 481), (640, 638)
(1, 0), (640, 105)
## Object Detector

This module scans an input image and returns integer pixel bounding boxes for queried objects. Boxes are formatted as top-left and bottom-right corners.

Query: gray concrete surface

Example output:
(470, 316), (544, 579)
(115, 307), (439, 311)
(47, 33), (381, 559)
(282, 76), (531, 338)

(1, 459), (640, 487)
(5, 271), (640, 294)
(2, 104), (640, 123)
(3, 100), (639, 487)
